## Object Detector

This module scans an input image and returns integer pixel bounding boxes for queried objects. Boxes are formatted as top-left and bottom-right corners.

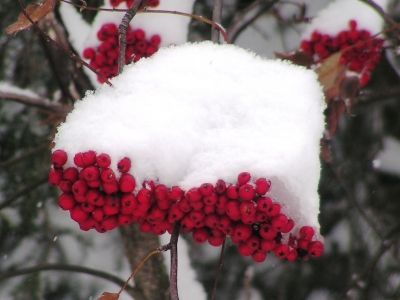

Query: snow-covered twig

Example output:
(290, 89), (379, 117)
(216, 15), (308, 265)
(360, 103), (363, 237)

(118, 0), (143, 75)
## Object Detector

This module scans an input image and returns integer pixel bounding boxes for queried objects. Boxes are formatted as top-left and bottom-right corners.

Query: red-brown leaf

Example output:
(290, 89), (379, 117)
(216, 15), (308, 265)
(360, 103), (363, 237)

(274, 50), (314, 67)
(326, 100), (346, 137)
(6, 0), (55, 34)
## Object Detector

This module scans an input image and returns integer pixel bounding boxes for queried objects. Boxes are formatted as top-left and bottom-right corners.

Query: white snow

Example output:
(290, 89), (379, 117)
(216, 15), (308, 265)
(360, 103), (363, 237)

(374, 136), (400, 176)
(53, 41), (325, 234)
(302, 0), (388, 39)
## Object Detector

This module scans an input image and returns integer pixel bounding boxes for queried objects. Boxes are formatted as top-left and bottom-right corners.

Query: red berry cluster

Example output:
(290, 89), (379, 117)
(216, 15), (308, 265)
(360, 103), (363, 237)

(110, 0), (159, 9)
(50, 150), (324, 262)
(300, 20), (384, 86)
(83, 23), (161, 83)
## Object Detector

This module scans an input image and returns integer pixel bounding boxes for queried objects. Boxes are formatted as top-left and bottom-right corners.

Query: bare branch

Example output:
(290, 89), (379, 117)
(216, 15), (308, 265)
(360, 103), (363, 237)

(0, 176), (48, 211)
(170, 222), (180, 300)
(0, 263), (140, 299)
(14, 0), (112, 86)
(227, 0), (279, 43)
(360, 0), (396, 26)
(0, 144), (48, 170)
(0, 92), (72, 116)
(210, 237), (226, 300)
(118, 0), (144, 75)
(211, 0), (224, 43)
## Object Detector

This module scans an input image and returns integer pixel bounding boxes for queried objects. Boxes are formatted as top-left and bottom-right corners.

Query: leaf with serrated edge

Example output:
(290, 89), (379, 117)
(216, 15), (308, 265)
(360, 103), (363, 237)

(6, 0), (55, 34)
(97, 292), (119, 300)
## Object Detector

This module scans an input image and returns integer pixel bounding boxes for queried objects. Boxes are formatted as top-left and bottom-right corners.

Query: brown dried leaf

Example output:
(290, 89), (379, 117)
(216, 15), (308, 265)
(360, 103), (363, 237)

(274, 50), (314, 67)
(97, 292), (119, 300)
(6, 0), (55, 34)
(315, 52), (346, 102)
(326, 100), (346, 137)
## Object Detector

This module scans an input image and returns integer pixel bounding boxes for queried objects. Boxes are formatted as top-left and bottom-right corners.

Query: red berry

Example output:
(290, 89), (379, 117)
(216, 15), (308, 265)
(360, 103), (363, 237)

(214, 179), (226, 194)
(271, 213), (288, 232)
(297, 238), (310, 250)
(232, 223), (252, 242)
(120, 193), (138, 214)
(101, 23), (118, 36)
(83, 47), (96, 59)
(286, 249), (298, 262)
(255, 211), (268, 223)
(85, 188), (100, 205)
(102, 181), (119, 194)
(204, 213), (219, 229)
(79, 216), (97, 231)
(149, 34), (161, 47)
(246, 235), (260, 251)
(238, 242), (254, 256)
(299, 226), (315, 241)
(72, 180), (88, 196)
(134, 29), (145, 40)
(49, 168), (63, 186)
(58, 193), (75, 210)
(252, 250), (267, 262)
(110, 0), (123, 7)
(168, 203), (185, 222)
(359, 72), (371, 87)
(59, 180), (73, 193)
(308, 241), (324, 258)
(255, 178), (271, 195)
(87, 179), (101, 188)
(102, 216), (118, 231)
(119, 173), (136, 193)
(168, 186), (184, 201)
(82, 150), (97, 166)
(266, 203), (281, 217)
(63, 167), (79, 182)
(192, 228), (209, 244)
(203, 192), (218, 205)
(239, 201), (256, 218)
(189, 210), (205, 222)
(92, 207), (105, 222)
(238, 184), (255, 201)
(216, 194), (228, 209)
(51, 149), (68, 168)
(118, 213), (133, 226)
(137, 188), (152, 204)
(140, 221), (152, 232)
(225, 200), (241, 221)
(208, 234), (225, 247)
(199, 183), (213, 196)
(81, 202), (95, 213)
(274, 244), (289, 259)
(103, 194), (120, 215)
(185, 188), (203, 202)
(82, 165), (100, 181)
(203, 204), (215, 214)
(349, 19), (357, 30)
(177, 197), (191, 212)
(96, 153), (111, 168)
(117, 157), (131, 173)
(147, 206), (167, 224)
(281, 218), (295, 233)
(101, 168), (116, 183)
(259, 224), (278, 240)
(70, 206), (88, 223)
(154, 184), (168, 201)
(260, 239), (276, 252)
(237, 172), (251, 185)
(226, 185), (239, 199)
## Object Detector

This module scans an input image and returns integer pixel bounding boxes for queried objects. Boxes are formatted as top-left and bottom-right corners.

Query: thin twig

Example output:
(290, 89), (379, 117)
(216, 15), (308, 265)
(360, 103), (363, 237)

(170, 222), (181, 300)
(0, 145), (48, 170)
(360, 0), (396, 26)
(211, 0), (224, 43)
(14, 0), (112, 86)
(0, 92), (72, 116)
(0, 176), (48, 211)
(210, 237), (226, 300)
(118, 0), (143, 75)
(227, 0), (279, 43)
(0, 263), (139, 299)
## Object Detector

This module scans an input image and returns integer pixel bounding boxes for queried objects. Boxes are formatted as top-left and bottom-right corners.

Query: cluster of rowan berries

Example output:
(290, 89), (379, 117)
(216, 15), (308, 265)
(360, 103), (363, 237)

(82, 23), (161, 83)
(300, 20), (384, 86)
(110, 0), (159, 9)
(49, 149), (324, 262)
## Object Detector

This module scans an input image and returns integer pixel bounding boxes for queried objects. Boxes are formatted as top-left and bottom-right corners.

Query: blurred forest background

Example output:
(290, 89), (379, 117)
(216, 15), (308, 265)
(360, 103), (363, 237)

(1, 0), (400, 299)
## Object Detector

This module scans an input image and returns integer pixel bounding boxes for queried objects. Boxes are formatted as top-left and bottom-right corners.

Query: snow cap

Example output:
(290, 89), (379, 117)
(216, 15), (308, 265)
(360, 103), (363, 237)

(54, 41), (326, 233)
